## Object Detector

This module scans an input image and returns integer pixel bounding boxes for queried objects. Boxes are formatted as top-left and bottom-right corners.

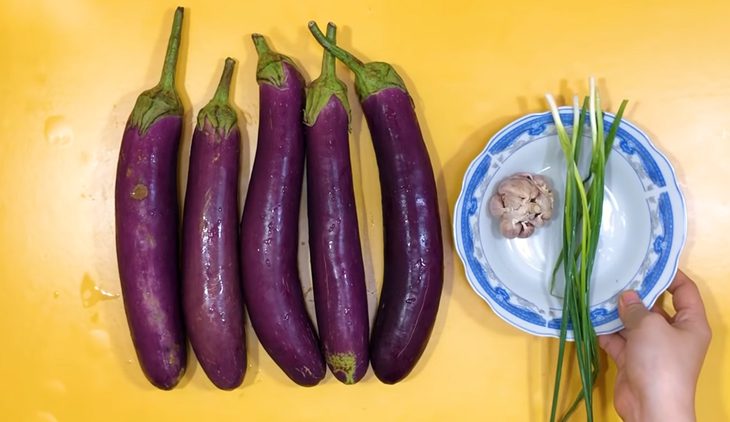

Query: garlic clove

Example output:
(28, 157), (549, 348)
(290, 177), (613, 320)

(500, 217), (522, 239)
(489, 193), (506, 217)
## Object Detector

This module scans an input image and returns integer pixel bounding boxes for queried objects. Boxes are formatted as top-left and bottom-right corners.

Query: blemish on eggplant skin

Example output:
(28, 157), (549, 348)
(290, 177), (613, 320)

(131, 184), (148, 200)
(327, 352), (357, 384)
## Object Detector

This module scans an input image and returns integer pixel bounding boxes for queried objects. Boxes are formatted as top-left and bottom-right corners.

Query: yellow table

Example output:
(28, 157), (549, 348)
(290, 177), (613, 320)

(1, 0), (727, 420)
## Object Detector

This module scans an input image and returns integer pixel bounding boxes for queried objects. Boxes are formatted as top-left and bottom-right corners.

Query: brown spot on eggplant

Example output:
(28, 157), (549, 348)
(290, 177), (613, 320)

(130, 183), (149, 200)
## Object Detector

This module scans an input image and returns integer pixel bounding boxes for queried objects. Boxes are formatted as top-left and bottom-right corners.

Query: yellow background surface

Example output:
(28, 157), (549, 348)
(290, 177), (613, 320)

(1, 0), (728, 420)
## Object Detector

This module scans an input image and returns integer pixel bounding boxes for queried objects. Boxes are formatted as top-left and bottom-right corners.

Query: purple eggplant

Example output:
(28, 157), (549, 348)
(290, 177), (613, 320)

(309, 22), (444, 384)
(304, 24), (369, 385)
(115, 7), (186, 389)
(182, 58), (246, 390)
(240, 34), (325, 386)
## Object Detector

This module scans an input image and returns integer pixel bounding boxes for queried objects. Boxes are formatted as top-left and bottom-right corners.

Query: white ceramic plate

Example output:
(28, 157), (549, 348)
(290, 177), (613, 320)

(453, 107), (686, 338)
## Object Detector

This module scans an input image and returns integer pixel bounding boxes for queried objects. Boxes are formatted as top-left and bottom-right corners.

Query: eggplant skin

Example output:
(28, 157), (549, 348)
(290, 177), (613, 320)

(241, 62), (326, 386)
(115, 115), (186, 390)
(182, 123), (245, 390)
(306, 97), (369, 384)
(364, 87), (444, 384)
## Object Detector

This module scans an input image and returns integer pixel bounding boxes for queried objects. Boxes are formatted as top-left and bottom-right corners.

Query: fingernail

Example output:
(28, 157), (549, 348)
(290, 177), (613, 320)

(620, 290), (641, 306)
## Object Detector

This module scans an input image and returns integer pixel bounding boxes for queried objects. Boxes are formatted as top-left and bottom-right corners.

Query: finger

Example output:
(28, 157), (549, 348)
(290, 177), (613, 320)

(618, 290), (651, 331)
(598, 333), (625, 366)
(667, 270), (709, 329)
(650, 302), (672, 322)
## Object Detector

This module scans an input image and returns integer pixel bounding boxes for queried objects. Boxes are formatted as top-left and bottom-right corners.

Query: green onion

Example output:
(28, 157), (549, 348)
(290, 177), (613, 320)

(545, 78), (628, 421)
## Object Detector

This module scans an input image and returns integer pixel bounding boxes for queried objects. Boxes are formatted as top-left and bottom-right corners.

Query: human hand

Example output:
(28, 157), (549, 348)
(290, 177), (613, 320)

(598, 270), (711, 422)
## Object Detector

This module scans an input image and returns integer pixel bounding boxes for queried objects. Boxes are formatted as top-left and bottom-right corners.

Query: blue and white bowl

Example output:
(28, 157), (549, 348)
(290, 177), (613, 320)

(453, 107), (687, 338)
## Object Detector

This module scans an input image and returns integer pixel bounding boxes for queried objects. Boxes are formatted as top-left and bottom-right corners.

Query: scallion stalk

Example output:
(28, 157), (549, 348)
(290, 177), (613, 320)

(546, 79), (628, 421)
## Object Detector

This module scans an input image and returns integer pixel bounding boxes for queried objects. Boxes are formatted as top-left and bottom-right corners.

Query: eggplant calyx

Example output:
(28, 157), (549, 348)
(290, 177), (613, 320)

(304, 23), (351, 127)
(129, 7), (184, 134)
(198, 57), (238, 137)
(252, 33), (301, 88)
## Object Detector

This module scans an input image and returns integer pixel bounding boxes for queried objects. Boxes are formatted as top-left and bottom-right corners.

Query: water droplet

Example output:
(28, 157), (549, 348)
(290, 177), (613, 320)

(328, 224), (336, 233)
(263, 238), (272, 245)
(53, 291), (60, 299)
(80, 273), (119, 307)
(343, 307), (351, 315)
(44, 116), (74, 146)
(265, 259), (271, 267)
(44, 379), (66, 394)
(217, 207), (223, 213)
(283, 313), (290, 321)
(405, 296), (416, 304)
(35, 411), (58, 422)
(88, 328), (111, 353)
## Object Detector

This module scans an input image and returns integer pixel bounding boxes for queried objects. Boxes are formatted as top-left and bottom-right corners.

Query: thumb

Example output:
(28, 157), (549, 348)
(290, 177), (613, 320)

(618, 290), (650, 330)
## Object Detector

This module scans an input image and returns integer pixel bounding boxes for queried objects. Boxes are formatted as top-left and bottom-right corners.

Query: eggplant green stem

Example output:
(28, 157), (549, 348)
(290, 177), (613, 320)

(197, 58), (238, 136)
(303, 23), (351, 126)
(128, 7), (184, 134)
(308, 21), (407, 101)
(308, 21), (366, 77)
(159, 7), (184, 90)
(212, 57), (235, 104)
(321, 23), (337, 79)
(252, 33), (271, 55)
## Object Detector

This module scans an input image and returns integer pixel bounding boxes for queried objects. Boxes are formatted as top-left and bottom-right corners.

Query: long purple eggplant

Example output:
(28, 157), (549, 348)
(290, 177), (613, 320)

(309, 22), (444, 384)
(182, 58), (246, 390)
(115, 7), (186, 390)
(304, 24), (369, 385)
(240, 34), (325, 386)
